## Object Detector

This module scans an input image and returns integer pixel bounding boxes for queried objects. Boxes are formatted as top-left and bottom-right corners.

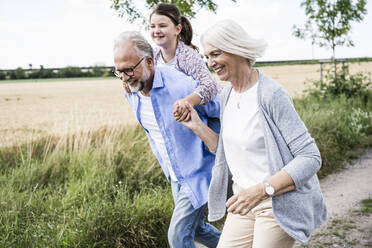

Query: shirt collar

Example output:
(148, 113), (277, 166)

(152, 67), (164, 89)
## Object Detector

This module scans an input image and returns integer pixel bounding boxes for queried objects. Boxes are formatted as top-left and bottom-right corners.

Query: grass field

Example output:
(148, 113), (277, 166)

(1, 61), (371, 147)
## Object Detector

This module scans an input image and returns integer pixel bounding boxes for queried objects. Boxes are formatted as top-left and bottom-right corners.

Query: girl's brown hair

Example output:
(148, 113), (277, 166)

(150, 3), (199, 52)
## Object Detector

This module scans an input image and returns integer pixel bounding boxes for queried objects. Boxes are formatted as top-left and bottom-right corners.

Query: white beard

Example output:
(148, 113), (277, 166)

(128, 81), (143, 93)
(128, 63), (151, 93)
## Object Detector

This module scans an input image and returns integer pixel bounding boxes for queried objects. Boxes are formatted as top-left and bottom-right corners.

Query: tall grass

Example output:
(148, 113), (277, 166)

(0, 126), (172, 247)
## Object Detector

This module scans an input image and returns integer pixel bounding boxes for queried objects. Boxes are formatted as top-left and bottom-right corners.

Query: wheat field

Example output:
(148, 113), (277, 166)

(1, 62), (371, 146)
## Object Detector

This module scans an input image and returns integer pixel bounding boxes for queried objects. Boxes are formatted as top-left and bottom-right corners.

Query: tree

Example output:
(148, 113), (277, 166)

(110, 0), (236, 25)
(58, 67), (83, 78)
(9, 67), (26, 80)
(0, 71), (6, 80)
(293, 0), (367, 77)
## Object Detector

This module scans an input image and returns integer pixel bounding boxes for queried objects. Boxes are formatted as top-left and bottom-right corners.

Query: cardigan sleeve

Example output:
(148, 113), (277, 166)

(177, 45), (221, 105)
(269, 88), (322, 189)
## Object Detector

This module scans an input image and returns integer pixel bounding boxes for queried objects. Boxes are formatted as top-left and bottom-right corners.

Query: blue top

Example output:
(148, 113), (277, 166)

(125, 66), (220, 209)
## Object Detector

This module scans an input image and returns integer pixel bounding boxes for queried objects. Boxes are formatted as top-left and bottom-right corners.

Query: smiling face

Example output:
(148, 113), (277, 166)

(150, 13), (181, 49)
(203, 42), (243, 82)
(114, 40), (153, 93)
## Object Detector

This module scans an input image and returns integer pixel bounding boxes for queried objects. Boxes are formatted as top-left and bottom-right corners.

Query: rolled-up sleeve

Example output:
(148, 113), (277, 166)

(179, 48), (222, 105)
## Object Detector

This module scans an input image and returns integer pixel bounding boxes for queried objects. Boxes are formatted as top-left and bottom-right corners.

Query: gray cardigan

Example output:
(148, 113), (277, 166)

(208, 71), (327, 243)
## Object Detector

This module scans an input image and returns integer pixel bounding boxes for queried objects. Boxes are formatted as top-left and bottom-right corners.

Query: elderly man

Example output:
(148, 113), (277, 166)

(113, 31), (221, 248)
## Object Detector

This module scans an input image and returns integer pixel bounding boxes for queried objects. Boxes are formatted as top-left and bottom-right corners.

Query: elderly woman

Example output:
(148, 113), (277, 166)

(180, 19), (327, 247)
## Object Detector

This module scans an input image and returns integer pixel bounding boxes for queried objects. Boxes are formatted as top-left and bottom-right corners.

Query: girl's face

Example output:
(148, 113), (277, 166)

(150, 13), (181, 48)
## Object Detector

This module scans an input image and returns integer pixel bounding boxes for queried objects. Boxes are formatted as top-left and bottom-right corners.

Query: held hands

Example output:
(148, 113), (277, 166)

(226, 183), (267, 216)
(173, 98), (193, 122)
(178, 103), (203, 131)
(179, 103), (219, 152)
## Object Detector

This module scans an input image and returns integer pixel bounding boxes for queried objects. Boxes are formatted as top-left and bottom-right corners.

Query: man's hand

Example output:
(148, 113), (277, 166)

(173, 98), (192, 122)
(179, 103), (203, 131)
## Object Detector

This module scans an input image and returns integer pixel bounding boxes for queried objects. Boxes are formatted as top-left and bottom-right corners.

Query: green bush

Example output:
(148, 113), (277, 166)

(307, 65), (371, 99)
(28, 68), (57, 79)
(89, 66), (107, 77)
(57, 67), (84, 78)
(9, 67), (27, 79)
(295, 92), (372, 178)
(298, 68), (372, 178)
(40, 69), (57, 78)
(0, 71), (6, 80)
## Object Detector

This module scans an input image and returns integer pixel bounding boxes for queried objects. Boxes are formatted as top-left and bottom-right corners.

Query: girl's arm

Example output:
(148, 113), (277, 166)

(174, 44), (221, 121)
(184, 53), (221, 105)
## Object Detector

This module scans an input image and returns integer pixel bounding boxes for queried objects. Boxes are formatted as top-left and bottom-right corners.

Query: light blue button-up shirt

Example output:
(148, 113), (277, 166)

(124, 66), (220, 209)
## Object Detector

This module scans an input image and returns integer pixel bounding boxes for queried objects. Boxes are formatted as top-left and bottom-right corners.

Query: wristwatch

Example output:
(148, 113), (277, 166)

(263, 180), (275, 197)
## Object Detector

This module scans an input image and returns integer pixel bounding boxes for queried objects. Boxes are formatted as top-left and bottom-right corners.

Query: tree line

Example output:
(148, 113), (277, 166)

(0, 66), (114, 80)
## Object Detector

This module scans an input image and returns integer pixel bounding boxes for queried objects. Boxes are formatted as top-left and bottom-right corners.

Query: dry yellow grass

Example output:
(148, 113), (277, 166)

(0, 78), (134, 146)
(1, 61), (371, 146)
(257, 61), (372, 98)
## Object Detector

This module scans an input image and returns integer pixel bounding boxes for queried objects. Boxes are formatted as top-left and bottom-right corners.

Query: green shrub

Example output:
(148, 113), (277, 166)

(307, 65), (371, 99)
(57, 67), (84, 78)
(297, 68), (372, 177)
(9, 67), (27, 79)
(40, 69), (57, 78)
(89, 66), (106, 77)
(295, 94), (372, 178)
(0, 71), (6, 80)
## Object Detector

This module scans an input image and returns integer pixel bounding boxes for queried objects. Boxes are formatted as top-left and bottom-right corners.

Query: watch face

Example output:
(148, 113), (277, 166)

(266, 186), (275, 196)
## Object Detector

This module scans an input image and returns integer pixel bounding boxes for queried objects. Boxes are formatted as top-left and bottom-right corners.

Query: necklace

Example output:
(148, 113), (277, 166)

(234, 68), (257, 109)
(235, 91), (243, 109)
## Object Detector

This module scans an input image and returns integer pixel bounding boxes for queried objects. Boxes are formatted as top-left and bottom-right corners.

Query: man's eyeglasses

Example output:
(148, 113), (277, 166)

(113, 56), (145, 78)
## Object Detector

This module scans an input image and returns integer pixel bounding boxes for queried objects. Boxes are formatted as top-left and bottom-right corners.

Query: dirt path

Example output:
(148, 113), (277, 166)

(295, 149), (372, 247)
(319, 149), (372, 218)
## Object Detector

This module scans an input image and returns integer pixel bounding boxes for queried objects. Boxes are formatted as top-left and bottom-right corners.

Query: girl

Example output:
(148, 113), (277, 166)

(149, 3), (220, 121)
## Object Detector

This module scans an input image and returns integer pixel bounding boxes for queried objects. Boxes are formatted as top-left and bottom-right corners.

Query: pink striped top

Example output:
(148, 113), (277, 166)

(153, 41), (221, 105)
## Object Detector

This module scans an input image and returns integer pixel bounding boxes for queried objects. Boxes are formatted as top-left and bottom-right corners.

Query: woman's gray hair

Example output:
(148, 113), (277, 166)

(201, 19), (267, 65)
(114, 31), (153, 58)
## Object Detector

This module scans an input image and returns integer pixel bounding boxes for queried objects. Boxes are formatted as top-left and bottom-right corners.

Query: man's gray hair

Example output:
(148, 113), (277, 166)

(201, 19), (267, 65)
(114, 31), (153, 58)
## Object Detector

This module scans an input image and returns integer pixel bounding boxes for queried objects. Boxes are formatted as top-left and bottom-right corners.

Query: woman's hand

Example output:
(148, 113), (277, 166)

(226, 183), (267, 216)
(179, 103), (219, 152)
(179, 103), (203, 131)
(173, 98), (192, 122)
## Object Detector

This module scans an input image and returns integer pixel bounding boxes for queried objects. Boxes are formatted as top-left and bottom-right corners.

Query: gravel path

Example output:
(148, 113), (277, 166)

(295, 149), (372, 247)
(320, 149), (372, 218)
(197, 149), (372, 248)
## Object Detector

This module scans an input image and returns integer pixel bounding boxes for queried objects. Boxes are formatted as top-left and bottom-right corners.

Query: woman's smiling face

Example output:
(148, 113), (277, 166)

(203, 42), (241, 82)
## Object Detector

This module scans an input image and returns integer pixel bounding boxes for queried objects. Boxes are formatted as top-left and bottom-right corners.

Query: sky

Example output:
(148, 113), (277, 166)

(0, 0), (371, 70)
